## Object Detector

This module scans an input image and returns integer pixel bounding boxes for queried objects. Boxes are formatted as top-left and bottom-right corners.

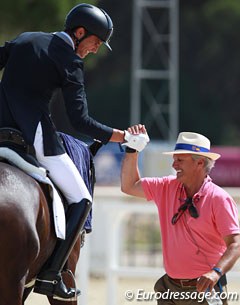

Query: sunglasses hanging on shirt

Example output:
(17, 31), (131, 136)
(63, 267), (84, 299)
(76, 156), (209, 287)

(171, 197), (199, 225)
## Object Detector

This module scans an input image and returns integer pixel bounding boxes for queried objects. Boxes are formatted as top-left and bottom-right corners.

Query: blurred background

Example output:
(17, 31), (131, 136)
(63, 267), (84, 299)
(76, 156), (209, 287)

(2, 0), (240, 186)
(1, 0), (240, 304)
(2, 0), (240, 144)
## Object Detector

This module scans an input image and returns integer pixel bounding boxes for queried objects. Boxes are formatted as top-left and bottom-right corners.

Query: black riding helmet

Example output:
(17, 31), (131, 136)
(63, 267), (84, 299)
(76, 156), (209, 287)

(64, 3), (113, 50)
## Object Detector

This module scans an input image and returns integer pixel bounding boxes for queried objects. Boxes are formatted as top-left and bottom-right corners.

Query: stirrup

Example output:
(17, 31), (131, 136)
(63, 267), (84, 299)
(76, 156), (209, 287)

(53, 269), (80, 301)
(34, 271), (80, 301)
(52, 272), (80, 302)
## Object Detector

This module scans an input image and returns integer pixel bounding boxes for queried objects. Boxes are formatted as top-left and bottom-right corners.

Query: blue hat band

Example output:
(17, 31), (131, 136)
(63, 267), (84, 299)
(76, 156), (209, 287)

(175, 143), (210, 153)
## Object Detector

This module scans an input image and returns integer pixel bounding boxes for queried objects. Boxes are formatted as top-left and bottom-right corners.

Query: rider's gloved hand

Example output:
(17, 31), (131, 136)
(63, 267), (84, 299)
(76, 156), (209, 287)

(122, 130), (150, 152)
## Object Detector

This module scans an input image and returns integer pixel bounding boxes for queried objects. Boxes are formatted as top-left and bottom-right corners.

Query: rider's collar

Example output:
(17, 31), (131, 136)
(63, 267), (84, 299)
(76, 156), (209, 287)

(53, 31), (74, 50)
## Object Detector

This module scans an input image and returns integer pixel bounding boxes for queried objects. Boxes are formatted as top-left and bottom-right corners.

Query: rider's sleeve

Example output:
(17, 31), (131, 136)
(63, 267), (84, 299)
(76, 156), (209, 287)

(62, 59), (113, 144)
(0, 41), (11, 70)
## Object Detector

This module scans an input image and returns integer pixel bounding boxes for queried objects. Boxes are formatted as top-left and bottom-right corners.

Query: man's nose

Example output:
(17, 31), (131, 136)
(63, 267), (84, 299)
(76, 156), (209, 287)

(172, 160), (178, 168)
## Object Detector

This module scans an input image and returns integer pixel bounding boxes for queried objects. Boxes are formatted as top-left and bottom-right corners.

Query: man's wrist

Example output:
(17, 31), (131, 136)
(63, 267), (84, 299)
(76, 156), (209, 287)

(125, 147), (137, 153)
(212, 267), (223, 277)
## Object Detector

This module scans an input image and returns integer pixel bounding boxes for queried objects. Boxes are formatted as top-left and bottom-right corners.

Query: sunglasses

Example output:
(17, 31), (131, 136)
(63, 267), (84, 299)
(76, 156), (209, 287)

(171, 197), (199, 225)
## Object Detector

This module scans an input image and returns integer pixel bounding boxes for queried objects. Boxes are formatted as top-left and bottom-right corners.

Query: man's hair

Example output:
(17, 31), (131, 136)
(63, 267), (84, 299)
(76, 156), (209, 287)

(191, 154), (215, 174)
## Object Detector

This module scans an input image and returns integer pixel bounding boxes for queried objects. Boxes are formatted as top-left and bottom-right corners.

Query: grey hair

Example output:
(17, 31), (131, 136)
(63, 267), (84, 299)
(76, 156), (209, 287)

(191, 154), (215, 174)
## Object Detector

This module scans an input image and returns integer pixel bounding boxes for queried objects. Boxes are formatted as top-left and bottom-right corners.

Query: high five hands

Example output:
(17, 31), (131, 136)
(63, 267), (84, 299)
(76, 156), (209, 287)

(122, 124), (150, 152)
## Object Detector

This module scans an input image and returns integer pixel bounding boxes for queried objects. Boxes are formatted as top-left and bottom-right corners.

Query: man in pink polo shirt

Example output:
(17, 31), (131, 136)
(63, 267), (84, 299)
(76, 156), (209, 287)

(121, 128), (240, 305)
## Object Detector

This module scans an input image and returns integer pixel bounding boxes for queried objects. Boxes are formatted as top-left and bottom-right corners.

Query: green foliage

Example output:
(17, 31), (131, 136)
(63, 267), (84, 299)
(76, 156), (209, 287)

(0, 0), (101, 82)
(1, 0), (240, 144)
(180, 0), (240, 144)
(0, 0), (97, 34)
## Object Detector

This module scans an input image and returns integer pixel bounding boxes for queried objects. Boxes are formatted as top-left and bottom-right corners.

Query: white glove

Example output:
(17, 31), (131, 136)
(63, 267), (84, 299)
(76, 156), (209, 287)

(122, 130), (150, 152)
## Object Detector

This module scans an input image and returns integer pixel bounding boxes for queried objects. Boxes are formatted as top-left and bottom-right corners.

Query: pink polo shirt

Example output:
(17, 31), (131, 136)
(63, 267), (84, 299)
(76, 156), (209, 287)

(141, 175), (240, 279)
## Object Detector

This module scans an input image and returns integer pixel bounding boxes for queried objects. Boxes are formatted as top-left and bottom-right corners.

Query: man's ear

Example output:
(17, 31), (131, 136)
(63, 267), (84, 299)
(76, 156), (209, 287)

(197, 158), (205, 167)
(75, 27), (86, 40)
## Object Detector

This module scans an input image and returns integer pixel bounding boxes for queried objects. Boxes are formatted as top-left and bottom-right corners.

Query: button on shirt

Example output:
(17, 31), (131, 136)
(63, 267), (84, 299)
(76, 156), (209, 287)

(141, 175), (240, 279)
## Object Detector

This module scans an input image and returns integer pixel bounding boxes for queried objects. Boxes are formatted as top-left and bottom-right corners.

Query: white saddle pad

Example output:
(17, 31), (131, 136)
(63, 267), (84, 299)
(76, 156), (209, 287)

(0, 147), (66, 239)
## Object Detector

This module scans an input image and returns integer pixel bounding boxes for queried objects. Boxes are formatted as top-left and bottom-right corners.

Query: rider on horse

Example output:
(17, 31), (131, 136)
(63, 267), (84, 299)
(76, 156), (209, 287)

(0, 3), (126, 301)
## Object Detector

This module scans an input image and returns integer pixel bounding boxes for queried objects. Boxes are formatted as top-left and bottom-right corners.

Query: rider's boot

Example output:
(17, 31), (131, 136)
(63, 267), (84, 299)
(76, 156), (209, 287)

(33, 199), (92, 301)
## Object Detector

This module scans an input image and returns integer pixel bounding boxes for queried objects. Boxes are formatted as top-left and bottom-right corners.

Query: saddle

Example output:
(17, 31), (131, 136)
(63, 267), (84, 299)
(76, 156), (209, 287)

(0, 127), (39, 166)
(0, 127), (102, 166)
(0, 127), (103, 234)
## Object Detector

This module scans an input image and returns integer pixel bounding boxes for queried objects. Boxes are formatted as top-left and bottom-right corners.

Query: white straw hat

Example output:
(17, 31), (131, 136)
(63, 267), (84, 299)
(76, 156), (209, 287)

(163, 132), (221, 161)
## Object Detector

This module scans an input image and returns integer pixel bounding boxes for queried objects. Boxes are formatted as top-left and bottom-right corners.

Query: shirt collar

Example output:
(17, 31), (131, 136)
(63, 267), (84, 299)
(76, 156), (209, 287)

(179, 175), (212, 202)
(53, 31), (74, 50)
(196, 175), (212, 197)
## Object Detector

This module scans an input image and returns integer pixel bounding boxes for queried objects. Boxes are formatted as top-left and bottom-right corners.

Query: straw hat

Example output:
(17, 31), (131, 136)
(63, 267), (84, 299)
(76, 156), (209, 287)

(163, 132), (221, 160)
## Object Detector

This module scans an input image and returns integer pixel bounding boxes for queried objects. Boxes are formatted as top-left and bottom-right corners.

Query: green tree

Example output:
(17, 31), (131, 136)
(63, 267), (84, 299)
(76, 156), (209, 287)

(0, 0), (97, 35)
(180, 0), (240, 144)
(2, 0), (240, 144)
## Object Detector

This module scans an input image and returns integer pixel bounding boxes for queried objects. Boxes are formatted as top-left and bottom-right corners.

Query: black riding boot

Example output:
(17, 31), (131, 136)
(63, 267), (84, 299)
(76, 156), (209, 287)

(33, 199), (92, 301)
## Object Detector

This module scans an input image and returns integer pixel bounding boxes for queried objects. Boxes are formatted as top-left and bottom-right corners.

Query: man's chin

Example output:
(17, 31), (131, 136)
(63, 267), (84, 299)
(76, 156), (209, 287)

(81, 53), (89, 59)
(176, 173), (183, 181)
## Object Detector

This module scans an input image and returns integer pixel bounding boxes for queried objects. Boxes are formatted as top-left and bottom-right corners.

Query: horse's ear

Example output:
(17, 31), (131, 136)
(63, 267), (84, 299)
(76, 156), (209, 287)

(89, 140), (103, 157)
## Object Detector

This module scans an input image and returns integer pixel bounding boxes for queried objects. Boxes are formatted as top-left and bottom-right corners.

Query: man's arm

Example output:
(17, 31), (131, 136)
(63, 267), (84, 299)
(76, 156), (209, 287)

(196, 233), (240, 292)
(109, 128), (125, 142)
(219, 234), (240, 272)
(110, 124), (148, 143)
(121, 151), (146, 198)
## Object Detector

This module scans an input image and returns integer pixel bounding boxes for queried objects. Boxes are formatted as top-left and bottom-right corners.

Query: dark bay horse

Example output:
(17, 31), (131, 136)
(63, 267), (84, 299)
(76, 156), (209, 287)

(0, 149), (94, 304)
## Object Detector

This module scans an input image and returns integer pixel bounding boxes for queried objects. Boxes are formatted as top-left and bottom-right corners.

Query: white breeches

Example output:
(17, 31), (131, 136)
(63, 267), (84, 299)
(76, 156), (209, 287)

(33, 122), (92, 204)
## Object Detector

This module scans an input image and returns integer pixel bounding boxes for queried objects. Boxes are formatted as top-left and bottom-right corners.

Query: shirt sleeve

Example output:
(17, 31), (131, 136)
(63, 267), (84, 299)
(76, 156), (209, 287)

(62, 59), (113, 144)
(141, 177), (165, 202)
(213, 192), (240, 237)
